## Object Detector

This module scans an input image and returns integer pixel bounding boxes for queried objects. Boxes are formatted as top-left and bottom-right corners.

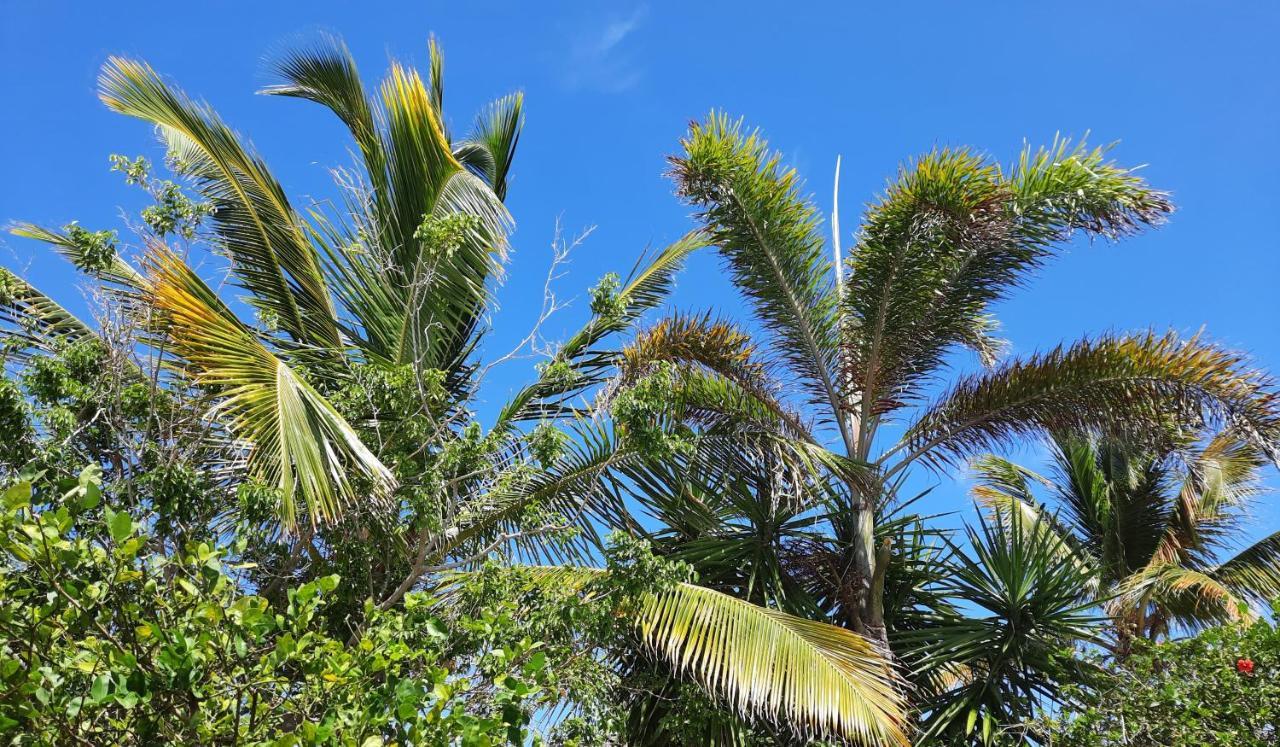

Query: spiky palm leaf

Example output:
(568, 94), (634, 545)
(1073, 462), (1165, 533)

(896, 331), (1280, 476)
(904, 510), (1103, 746)
(670, 114), (843, 424)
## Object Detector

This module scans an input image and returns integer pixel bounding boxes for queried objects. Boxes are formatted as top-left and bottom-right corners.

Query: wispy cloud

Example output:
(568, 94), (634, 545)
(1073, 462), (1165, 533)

(563, 5), (648, 94)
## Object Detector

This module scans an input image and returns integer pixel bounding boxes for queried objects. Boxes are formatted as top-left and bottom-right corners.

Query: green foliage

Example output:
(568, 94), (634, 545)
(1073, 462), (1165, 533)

(0, 467), (616, 745)
(61, 222), (118, 274)
(1041, 608), (1280, 746)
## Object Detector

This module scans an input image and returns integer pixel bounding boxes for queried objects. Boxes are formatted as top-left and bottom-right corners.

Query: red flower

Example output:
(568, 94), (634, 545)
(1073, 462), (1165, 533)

(1236, 657), (1255, 675)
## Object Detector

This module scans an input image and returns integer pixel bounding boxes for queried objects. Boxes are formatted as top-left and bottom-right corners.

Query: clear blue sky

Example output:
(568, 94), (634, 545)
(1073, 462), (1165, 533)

(3, 1), (1278, 540)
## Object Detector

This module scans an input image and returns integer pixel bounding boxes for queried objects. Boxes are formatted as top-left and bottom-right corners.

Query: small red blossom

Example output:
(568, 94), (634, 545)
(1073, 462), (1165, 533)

(1236, 657), (1255, 675)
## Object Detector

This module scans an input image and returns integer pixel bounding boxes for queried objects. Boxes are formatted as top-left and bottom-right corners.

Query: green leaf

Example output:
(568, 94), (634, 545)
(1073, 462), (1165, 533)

(108, 509), (133, 543)
(4, 481), (31, 510)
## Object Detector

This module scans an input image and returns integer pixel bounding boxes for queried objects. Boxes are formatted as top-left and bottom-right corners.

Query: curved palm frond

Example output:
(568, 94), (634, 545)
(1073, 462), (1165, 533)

(142, 246), (393, 529)
(467, 566), (907, 745)
(635, 580), (907, 746)
(844, 140), (1171, 420)
(265, 40), (511, 370)
(9, 222), (145, 289)
(670, 113), (843, 424)
(99, 57), (341, 352)
(456, 92), (523, 200)
(1110, 562), (1251, 633)
(896, 331), (1280, 475)
(0, 268), (97, 358)
(1213, 531), (1280, 606)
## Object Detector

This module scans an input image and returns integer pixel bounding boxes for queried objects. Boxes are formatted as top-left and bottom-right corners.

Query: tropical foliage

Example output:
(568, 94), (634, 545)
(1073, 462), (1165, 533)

(0, 38), (907, 744)
(598, 113), (1280, 742)
(1040, 605), (1280, 746)
(1, 32), (1278, 747)
(973, 429), (1280, 654)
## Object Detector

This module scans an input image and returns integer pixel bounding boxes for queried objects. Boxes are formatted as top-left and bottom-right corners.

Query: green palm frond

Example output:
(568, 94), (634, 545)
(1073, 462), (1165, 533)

(99, 57), (341, 351)
(0, 268), (97, 357)
(142, 246), (393, 530)
(896, 332), (1280, 474)
(260, 35), (382, 183)
(670, 113), (843, 422)
(456, 92), (523, 200)
(9, 222), (144, 288)
(426, 36), (446, 133)
(1213, 531), (1280, 606)
(970, 455), (1096, 582)
(844, 141), (1172, 420)
(266, 40), (511, 370)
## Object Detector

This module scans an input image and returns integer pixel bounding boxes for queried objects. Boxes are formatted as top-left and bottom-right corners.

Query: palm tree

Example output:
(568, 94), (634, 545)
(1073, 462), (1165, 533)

(973, 428), (1280, 654)
(600, 114), (1280, 740)
(613, 113), (1279, 645)
(3, 39), (906, 744)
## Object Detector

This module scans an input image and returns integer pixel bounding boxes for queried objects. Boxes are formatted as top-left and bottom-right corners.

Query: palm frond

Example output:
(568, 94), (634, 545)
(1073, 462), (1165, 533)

(670, 114), (843, 423)
(480, 566), (907, 745)
(141, 246), (393, 529)
(844, 141), (1171, 420)
(634, 580), (907, 745)
(1213, 531), (1280, 607)
(9, 222), (144, 288)
(456, 92), (523, 199)
(896, 332), (1280, 474)
(0, 268), (97, 357)
(1109, 562), (1251, 632)
(99, 56), (341, 351)
(265, 38), (512, 371)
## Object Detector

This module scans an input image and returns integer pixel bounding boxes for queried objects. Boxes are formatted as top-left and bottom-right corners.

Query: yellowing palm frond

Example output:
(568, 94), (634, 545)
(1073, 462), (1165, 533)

(636, 580), (907, 745)
(143, 247), (393, 529)
(99, 57), (341, 351)
(444, 566), (906, 745)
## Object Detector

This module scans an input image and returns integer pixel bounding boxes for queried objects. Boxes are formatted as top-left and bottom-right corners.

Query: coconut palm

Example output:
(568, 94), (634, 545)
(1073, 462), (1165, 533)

(973, 428), (1280, 653)
(3, 40), (907, 744)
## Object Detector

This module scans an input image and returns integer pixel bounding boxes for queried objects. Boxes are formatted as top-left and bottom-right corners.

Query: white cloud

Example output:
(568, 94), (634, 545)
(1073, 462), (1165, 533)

(563, 5), (648, 94)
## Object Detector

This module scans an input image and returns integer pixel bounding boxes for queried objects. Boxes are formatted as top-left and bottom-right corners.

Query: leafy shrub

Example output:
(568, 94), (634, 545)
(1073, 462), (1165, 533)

(1042, 608), (1280, 746)
(0, 466), (621, 745)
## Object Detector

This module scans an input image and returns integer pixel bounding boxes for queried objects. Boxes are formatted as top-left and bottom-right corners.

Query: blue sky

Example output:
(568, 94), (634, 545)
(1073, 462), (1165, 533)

(2, 1), (1278, 541)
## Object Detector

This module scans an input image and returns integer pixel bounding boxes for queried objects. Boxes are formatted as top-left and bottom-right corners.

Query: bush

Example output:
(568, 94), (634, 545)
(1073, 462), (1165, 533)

(1042, 609), (1280, 746)
(0, 466), (620, 745)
